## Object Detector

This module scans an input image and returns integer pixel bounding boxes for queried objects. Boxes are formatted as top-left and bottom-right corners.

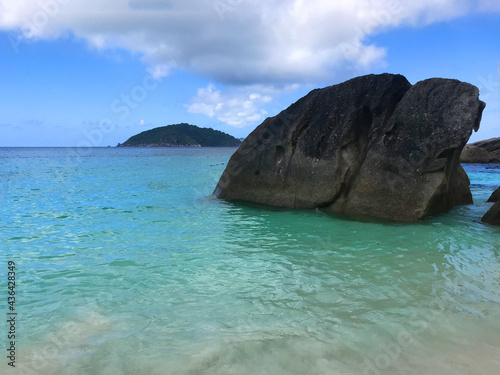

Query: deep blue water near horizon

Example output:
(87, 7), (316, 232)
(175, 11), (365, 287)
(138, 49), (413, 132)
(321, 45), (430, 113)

(1, 147), (500, 375)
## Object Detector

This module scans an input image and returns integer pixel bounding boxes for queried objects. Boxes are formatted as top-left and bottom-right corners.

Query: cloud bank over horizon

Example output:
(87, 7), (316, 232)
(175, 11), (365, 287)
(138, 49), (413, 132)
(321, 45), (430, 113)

(1, 0), (499, 131)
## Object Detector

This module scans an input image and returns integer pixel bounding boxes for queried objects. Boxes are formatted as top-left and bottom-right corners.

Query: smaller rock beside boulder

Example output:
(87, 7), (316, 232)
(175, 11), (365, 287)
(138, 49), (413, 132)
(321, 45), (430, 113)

(460, 145), (493, 163)
(482, 201), (500, 226)
(460, 137), (500, 163)
(488, 187), (500, 202)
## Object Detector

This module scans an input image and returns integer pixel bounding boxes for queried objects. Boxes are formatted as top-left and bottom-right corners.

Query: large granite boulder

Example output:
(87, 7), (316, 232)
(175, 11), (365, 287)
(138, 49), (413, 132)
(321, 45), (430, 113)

(482, 202), (500, 226)
(214, 74), (485, 222)
(488, 187), (500, 203)
(460, 137), (500, 163)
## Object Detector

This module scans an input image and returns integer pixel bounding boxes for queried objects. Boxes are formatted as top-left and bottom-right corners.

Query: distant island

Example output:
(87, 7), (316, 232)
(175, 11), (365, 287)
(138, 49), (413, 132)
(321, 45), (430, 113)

(118, 123), (242, 147)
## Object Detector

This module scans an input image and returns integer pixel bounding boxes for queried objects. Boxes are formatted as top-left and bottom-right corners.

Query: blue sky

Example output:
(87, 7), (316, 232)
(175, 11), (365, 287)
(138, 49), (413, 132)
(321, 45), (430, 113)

(0, 0), (499, 147)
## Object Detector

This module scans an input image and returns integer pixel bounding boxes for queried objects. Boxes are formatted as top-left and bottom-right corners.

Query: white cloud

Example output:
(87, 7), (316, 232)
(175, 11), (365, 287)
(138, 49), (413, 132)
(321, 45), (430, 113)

(147, 64), (170, 80)
(1, 0), (493, 85)
(187, 84), (275, 128)
(1, 0), (498, 128)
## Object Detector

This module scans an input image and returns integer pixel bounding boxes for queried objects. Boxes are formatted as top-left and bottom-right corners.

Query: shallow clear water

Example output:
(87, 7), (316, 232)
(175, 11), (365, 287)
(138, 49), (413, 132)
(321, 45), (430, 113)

(1, 147), (500, 375)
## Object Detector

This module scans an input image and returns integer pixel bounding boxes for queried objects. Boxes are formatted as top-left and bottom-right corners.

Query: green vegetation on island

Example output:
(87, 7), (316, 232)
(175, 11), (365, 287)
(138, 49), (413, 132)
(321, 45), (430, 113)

(118, 123), (242, 147)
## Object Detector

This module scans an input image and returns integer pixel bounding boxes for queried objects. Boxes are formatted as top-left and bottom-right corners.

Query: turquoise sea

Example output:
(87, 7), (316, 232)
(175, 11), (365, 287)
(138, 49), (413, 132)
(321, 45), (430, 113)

(1, 147), (500, 375)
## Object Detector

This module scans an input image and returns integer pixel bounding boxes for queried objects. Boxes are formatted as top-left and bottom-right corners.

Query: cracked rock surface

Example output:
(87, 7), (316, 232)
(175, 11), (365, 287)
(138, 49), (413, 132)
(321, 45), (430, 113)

(214, 73), (485, 222)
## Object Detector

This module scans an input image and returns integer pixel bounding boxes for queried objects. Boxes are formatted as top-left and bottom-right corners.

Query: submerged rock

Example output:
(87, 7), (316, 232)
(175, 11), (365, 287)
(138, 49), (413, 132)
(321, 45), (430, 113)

(482, 202), (500, 226)
(214, 74), (485, 222)
(487, 187), (500, 203)
(460, 137), (500, 163)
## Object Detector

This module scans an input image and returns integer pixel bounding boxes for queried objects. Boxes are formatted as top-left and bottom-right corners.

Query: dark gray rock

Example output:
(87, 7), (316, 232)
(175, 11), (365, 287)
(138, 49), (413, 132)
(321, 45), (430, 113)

(482, 201), (500, 226)
(214, 74), (411, 208)
(473, 137), (500, 152)
(330, 78), (483, 221)
(214, 74), (485, 222)
(488, 187), (500, 202)
(460, 137), (500, 163)
(460, 145), (492, 163)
